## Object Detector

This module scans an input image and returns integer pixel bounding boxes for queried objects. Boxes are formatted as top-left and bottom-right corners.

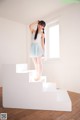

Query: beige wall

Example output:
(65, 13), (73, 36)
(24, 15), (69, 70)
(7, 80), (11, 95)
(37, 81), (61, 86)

(44, 4), (80, 93)
(0, 4), (80, 93)
(0, 17), (27, 86)
(28, 4), (80, 93)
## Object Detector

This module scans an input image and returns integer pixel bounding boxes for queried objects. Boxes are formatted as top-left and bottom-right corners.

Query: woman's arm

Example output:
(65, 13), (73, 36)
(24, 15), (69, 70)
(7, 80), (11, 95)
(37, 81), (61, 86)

(29, 21), (39, 33)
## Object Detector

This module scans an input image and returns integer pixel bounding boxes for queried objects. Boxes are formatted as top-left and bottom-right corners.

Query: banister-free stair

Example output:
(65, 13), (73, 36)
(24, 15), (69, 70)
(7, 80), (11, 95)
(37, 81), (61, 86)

(2, 64), (72, 111)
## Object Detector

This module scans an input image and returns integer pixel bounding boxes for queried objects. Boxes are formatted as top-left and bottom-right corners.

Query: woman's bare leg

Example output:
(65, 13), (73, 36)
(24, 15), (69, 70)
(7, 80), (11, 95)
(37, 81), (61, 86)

(36, 57), (43, 80)
(32, 57), (43, 80)
(32, 57), (38, 78)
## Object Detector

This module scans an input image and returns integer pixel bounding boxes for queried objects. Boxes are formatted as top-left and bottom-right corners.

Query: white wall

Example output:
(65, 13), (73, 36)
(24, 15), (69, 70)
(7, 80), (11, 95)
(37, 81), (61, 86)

(28, 4), (80, 93)
(0, 17), (27, 86)
(0, 4), (80, 93)
(44, 4), (80, 93)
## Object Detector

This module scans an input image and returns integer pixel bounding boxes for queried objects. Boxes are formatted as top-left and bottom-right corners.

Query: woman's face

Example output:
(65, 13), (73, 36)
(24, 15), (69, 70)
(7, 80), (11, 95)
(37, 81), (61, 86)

(38, 24), (44, 30)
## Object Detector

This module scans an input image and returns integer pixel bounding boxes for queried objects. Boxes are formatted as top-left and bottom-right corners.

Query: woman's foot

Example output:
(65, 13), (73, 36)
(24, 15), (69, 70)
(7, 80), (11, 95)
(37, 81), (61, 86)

(34, 76), (41, 81)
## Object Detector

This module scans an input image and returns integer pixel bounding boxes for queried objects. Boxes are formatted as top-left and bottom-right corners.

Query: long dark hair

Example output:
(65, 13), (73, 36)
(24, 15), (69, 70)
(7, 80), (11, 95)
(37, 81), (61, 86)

(34, 20), (46, 41)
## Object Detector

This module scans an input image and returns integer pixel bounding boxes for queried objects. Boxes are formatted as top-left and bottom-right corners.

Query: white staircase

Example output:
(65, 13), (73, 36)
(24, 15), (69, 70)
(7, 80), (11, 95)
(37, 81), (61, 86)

(2, 64), (72, 111)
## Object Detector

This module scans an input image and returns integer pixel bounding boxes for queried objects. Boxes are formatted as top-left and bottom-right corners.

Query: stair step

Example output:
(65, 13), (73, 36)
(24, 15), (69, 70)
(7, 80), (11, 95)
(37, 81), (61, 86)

(29, 76), (46, 82)
(2, 64), (72, 111)
(28, 70), (46, 82)
(43, 82), (56, 91)
(25, 89), (71, 111)
(16, 64), (28, 73)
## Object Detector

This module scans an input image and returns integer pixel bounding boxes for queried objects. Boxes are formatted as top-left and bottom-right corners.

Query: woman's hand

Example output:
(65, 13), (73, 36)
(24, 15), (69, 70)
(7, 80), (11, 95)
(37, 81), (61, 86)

(29, 20), (39, 33)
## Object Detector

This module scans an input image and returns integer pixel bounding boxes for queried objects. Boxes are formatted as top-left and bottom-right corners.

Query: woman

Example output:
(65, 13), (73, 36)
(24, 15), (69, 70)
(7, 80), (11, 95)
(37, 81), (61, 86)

(29, 20), (46, 80)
